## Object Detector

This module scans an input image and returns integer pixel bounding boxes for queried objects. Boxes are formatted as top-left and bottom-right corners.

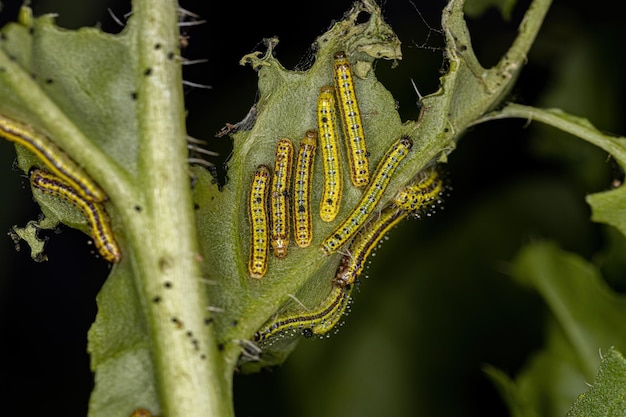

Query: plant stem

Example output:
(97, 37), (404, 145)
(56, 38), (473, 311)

(128, 0), (232, 415)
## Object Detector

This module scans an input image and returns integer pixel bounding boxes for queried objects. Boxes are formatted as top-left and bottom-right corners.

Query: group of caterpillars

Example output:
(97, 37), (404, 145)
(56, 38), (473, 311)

(0, 114), (121, 263)
(248, 51), (370, 279)
(0, 50), (444, 350)
(249, 51), (446, 345)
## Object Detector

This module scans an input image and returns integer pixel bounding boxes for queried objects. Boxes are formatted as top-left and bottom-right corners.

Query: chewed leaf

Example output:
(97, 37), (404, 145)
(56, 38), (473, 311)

(1, 1), (560, 415)
(194, 1), (417, 367)
(193, 0), (551, 370)
(0, 6), (135, 262)
(10, 221), (49, 262)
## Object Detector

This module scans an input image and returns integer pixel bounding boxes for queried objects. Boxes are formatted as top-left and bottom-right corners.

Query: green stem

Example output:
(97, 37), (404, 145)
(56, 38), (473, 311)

(441, 0), (553, 132)
(445, 0), (553, 91)
(126, 0), (232, 415)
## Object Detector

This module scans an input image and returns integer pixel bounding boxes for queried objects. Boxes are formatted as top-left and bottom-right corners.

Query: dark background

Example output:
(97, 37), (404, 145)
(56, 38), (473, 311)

(1, 0), (624, 416)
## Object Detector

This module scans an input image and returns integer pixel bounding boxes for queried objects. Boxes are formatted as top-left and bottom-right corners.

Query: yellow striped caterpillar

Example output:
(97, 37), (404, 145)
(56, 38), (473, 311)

(0, 114), (106, 202)
(334, 169), (444, 287)
(317, 86), (343, 222)
(333, 51), (369, 187)
(29, 168), (121, 263)
(293, 130), (317, 248)
(270, 138), (294, 258)
(320, 135), (413, 255)
(248, 165), (271, 278)
(254, 284), (353, 344)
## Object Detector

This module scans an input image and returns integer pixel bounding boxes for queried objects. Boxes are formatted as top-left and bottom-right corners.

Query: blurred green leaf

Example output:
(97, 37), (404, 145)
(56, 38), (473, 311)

(464, 0), (518, 20)
(486, 319), (592, 417)
(596, 227), (626, 292)
(486, 241), (626, 416)
(512, 241), (626, 378)
(528, 28), (616, 191)
(484, 365), (540, 417)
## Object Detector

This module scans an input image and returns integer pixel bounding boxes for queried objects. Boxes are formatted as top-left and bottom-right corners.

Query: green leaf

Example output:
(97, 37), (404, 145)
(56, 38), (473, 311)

(587, 186), (626, 243)
(567, 347), (626, 417)
(0, 7), (137, 261)
(9, 220), (49, 262)
(1, 10), (156, 415)
(88, 270), (159, 416)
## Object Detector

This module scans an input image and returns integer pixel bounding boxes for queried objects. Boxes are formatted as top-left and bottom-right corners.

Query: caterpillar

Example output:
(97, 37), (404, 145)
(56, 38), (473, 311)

(248, 165), (271, 278)
(320, 135), (413, 255)
(293, 130), (317, 248)
(270, 138), (294, 259)
(334, 169), (444, 288)
(29, 168), (121, 263)
(317, 86), (343, 222)
(394, 169), (444, 212)
(0, 114), (106, 202)
(254, 284), (353, 344)
(333, 51), (369, 187)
